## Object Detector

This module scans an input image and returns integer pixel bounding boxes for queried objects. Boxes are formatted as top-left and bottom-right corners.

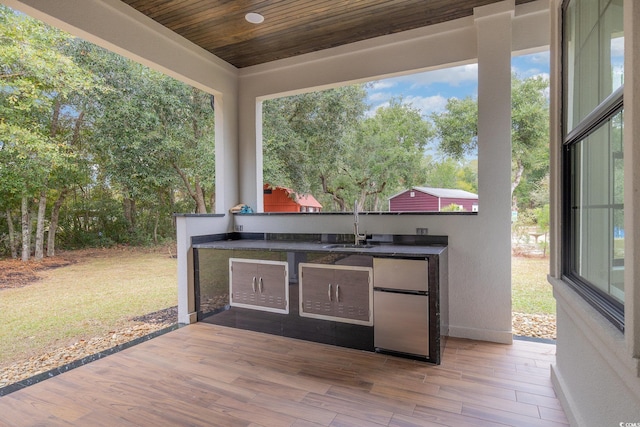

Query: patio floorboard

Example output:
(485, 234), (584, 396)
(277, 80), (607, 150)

(0, 323), (567, 426)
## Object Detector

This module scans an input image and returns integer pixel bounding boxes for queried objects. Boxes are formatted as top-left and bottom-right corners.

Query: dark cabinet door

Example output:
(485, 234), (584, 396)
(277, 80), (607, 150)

(333, 269), (371, 323)
(230, 260), (259, 306)
(230, 259), (288, 314)
(255, 263), (288, 311)
(299, 265), (334, 317)
(299, 263), (372, 325)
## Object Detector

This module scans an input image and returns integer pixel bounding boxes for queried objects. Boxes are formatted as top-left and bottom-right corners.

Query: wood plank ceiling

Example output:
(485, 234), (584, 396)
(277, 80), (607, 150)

(120, 0), (537, 68)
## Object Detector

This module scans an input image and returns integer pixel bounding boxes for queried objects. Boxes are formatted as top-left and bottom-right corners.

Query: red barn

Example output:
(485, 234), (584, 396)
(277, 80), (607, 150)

(388, 187), (478, 212)
(263, 184), (323, 212)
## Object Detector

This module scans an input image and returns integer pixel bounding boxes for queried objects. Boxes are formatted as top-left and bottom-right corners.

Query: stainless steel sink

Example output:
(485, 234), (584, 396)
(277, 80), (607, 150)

(322, 244), (374, 249)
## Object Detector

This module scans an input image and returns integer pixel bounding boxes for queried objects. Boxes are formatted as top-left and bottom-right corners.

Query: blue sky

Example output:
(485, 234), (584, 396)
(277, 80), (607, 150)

(366, 51), (551, 118)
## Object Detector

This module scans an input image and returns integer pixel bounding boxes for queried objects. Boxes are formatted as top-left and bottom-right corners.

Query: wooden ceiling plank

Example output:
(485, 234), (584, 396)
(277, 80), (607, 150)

(119, 0), (539, 68)
(183, 0), (418, 52)
(175, 0), (339, 44)
(211, 2), (481, 67)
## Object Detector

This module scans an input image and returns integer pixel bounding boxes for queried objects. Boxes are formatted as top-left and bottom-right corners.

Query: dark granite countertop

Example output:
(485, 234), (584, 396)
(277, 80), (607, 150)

(192, 239), (447, 257)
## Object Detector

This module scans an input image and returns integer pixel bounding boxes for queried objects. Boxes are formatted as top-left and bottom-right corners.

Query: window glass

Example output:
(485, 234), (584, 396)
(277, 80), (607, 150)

(563, 0), (624, 328)
(565, 0), (624, 132)
(569, 110), (624, 303)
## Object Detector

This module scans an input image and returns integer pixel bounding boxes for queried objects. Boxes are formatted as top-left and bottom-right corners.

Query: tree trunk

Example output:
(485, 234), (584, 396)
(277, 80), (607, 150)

(511, 159), (525, 209)
(373, 193), (381, 211)
(169, 189), (177, 228)
(21, 196), (30, 261)
(153, 212), (159, 244)
(34, 190), (47, 260)
(47, 188), (68, 257)
(209, 191), (215, 214)
(195, 180), (207, 213)
(123, 197), (136, 234)
(71, 111), (84, 145)
(172, 163), (207, 213)
(6, 209), (17, 259)
(320, 174), (346, 211)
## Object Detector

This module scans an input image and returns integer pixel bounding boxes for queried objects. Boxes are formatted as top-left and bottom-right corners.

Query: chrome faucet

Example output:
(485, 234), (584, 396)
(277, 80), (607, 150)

(354, 199), (366, 245)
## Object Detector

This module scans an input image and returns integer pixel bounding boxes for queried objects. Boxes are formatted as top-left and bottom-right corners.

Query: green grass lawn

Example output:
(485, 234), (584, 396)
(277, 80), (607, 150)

(0, 248), (177, 366)
(512, 255), (555, 315)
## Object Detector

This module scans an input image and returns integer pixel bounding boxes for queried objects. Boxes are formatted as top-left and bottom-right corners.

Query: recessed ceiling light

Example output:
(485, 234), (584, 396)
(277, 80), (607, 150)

(245, 12), (264, 24)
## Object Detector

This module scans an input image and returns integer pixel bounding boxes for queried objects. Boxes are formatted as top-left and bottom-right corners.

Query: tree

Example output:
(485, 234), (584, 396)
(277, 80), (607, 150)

(262, 85), (368, 210)
(1, 6), (95, 260)
(422, 157), (478, 193)
(86, 42), (216, 240)
(431, 74), (549, 210)
(1, 7), (217, 255)
(264, 92), (434, 212)
(344, 98), (433, 211)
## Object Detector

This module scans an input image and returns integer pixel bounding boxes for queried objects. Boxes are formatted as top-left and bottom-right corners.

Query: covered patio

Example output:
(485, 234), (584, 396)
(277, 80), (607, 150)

(3, 0), (640, 424)
(0, 324), (566, 426)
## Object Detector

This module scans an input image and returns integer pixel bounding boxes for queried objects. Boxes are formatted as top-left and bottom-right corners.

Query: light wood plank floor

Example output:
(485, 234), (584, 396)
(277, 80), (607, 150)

(0, 324), (567, 426)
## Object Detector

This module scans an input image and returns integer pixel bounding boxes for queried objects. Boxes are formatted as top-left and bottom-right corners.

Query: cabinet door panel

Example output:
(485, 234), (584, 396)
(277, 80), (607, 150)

(299, 263), (372, 326)
(333, 269), (371, 323)
(230, 259), (289, 314)
(230, 261), (258, 306)
(256, 263), (288, 311)
(300, 265), (334, 317)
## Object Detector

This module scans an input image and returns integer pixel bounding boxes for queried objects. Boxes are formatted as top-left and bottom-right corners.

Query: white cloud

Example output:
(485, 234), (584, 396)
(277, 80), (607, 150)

(512, 51), (550, 79)
(527, 51), (550, 64)
(368, 92), (391, 102)
(397, 64), (478, 88)
(366, 95), (450, 118)
(512, 67), (550, 80)
(404, 95), (449, 116)
(369, 80), (396, 90)
(365, 102), (389, 118)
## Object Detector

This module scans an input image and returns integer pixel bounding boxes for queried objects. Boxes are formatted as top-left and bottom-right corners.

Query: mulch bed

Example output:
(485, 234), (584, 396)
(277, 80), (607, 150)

(0, 245), (176, 290)
(0, 257), (76, 289)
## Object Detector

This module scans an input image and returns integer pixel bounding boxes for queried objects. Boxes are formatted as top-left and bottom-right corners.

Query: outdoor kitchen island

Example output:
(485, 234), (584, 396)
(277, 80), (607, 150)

(192, 234), (448, 364)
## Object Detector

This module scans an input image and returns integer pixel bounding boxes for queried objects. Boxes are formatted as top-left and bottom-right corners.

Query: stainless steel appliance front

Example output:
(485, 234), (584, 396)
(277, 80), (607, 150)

(373, 258), (430, 358)
(374, 291), (429, 356)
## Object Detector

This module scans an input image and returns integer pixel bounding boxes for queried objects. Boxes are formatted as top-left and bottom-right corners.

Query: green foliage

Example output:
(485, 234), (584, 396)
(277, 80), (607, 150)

(441, 203), (464, 212)
(1, 7), (216, 255)
(1, 6), (94, 202)
(423, 158), (478, 193)
(263, 93), (433, 211)
(263, 85), (369, 209)
(430, 74), (550, 212)
(431, 97), (478, 159)
(533, 203), (550, 256)
(346, 98), (433, 210)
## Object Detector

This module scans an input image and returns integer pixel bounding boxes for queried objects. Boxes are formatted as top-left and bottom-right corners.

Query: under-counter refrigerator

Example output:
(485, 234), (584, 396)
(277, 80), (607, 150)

(373, 258), (430, 359)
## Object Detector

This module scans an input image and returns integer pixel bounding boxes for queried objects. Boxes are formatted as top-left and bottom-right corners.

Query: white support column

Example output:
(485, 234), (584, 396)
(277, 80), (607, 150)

(473, 0), (514, 341)
(548, 0), (563, 279)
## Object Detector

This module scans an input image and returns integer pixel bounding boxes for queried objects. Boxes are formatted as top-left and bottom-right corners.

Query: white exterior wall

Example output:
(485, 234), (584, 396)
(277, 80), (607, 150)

(549, 0), (640, 425)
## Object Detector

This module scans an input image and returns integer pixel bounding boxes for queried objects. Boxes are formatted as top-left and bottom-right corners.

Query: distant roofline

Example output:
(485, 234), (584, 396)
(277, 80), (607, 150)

(388, 186), (478, 200)
(264, 184), (323, 208)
